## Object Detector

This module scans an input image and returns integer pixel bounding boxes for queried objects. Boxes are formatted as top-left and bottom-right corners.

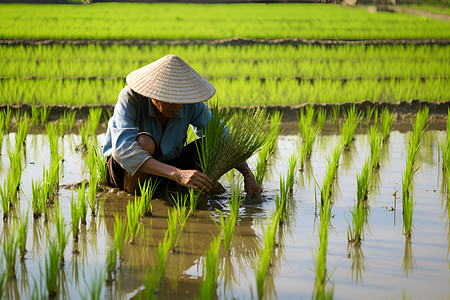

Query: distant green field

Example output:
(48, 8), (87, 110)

(0, 3), (449, 40)
(1, 44), (448, 105)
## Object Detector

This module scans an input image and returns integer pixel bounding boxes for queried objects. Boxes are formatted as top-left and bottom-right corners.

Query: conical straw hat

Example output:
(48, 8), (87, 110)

(126, 54), (215, 104)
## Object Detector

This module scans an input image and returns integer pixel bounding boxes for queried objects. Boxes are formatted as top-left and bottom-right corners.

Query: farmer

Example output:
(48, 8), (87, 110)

(103, 54), (262, 196)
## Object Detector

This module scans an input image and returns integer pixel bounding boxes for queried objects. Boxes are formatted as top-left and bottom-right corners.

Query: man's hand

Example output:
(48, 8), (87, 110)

(236, 161), (263, 196)
(175, 169), (213, 192)
(244, 176), (263, 196)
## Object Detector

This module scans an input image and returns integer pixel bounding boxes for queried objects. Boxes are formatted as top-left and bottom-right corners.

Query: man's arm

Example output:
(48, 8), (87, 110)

(138, 157), (213, 192)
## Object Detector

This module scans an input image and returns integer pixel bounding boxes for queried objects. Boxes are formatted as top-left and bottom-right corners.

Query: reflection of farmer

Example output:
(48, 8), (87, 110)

(103, 54), (262, 196)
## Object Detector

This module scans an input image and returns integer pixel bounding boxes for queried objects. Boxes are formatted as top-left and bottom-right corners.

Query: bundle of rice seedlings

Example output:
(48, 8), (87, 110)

(196, 106), (275, 205)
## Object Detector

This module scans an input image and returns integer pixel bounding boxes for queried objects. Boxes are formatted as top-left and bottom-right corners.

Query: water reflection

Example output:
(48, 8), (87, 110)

(19, 259), (28, 294)
(402, 236), (417, 278)
(347, 244), (367, 285)
(370, 168), (382, 199)
(341, 143), (356, 175)
(32, 218), (45, 258)
(299, 159), (314, 188)
(99, 187), (266, 298)
(5, 276), (20, 299)
(69, 251), (81, 289)
(421, 131), (439, 167)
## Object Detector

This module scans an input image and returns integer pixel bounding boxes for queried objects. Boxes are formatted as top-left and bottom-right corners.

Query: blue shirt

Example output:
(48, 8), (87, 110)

(103, 85), (211, 176)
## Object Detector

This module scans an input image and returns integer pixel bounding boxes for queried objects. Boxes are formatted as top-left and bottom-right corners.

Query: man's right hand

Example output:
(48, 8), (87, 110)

(174, 169), (213, 192)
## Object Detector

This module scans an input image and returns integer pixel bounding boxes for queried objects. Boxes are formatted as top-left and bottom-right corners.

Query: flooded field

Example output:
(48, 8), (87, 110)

(1, 121), (450, 299)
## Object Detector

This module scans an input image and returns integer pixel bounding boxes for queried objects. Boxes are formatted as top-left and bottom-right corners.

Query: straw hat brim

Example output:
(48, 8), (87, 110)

(126, 54), (215, 104)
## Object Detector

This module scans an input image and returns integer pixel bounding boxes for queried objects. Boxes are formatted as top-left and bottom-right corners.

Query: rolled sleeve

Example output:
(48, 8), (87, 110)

(109, 92), (151, 176)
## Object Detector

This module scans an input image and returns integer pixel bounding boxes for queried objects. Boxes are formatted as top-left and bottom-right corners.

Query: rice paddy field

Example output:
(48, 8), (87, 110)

(0, 2), (450, 300)
(0, 109), (450, 299)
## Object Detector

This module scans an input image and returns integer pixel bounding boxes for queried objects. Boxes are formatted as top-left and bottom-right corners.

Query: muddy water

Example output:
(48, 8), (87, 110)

(1, 124), (449, 299)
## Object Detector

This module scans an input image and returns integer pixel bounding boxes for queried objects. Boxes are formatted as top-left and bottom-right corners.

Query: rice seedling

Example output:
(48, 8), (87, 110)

(43, 238), (59, 298)
(330, 106), (340, 126)
(369, 124), (383, 169)
(41, 160), (60, 205)
(228, 184), (242, 220)
(65, 110), (77, 131)
(0, 106), (12, 133)
(365, 106), (375, 124)
(356, 158), (372, 202)
(78, 123), (90, 150)
(137, 178), (158, 217)
(286, 152), (298, 192)
(254, 111), (282, 185)
(15, 212), (29, 259)
(127, 199), (141, 244)
(94, 149), (107, 185)
(2, 227), (18, 277)
(58, 114), (67, 137)
(0, 181), (10, 220)
(347, 199), (366, 245)
(197, 105), (275, 202)
(340, 105), (361, 150)
(298, 106), (326, 171)
(172, 194), (190, 241)
(31, 179), (45, 219)
(88, 107), (103, 136)
(46, 122), (59, 159)
(78, 181), (88, 225)
(55, 206), (71, 263)
(299, 125), (320, 166)
(380, 107), (394, 140)
(166, 207), (180, 250)
(402, 192), (416, 237)
(188, 188), (201, 215)
(143, 264), (157, 299)
(156, 233), (171, 288)
(440, 110), (450, 195)
(255, 145), (272, 186)
(214, 209), (236, 255)
(39, 106), (50, 125)
(113, 213), (129, 259)
(15, 113), (29, 149)
(199, 234), (221, 300)
(316, 109), (326, 131)
(401, 107), (428, 237)
(411, 107), (429, 143)
(70, 188), (81, 242)
(8, 147), (23, 199)
(82, 268), (104, 300)
(31, 105), (39, 126)
(275, 176), (288, 224)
